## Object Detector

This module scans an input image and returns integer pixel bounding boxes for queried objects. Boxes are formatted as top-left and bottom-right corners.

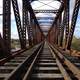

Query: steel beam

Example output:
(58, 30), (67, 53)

(22, 0), (27, 48)
(12, 0), (25, 49)
(48, 1), (64, 35)
(3, 0), (11, 54)
(67, 0), (80, 50)
(57, 15), (62, 46)
(59, 11), (66, 46)
(26, 12), (33, 46)
(37, 17), (54, 20)
(39, 22), (52, 24)
(23, 1), (33, 46)
(34, 10), (58, 13)
(0, 33), (10, 58)
(63, 0), (70, 48)
(23, 0), (43, 35)
(56, 21), (59, 45)
(32, 20), (37, 45)
(30, 13), (34, 45)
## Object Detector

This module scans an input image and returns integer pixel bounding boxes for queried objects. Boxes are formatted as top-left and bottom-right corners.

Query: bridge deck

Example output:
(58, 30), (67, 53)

(0, 42), (80, 80)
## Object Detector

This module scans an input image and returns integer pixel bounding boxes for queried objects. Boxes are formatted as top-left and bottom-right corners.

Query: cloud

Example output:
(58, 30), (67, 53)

(70, 0), (75, 18)
(0, 0), (3, 15)
(74, 30), (80, 38)
(0, 25), (3, 37)
(11, 32), (19, 39)
(0, 16), (3, 36)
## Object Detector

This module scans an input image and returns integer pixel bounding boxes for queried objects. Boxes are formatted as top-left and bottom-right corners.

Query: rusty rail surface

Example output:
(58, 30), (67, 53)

(49, 44), (80, 79)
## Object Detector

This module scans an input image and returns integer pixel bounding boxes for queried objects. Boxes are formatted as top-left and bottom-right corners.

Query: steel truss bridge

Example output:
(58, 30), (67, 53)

(0, 0), (80, 80)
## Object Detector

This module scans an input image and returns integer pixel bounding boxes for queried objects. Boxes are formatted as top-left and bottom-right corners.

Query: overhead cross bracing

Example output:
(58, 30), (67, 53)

(32, 0), (62, 36)
(34, 10), (58, 13)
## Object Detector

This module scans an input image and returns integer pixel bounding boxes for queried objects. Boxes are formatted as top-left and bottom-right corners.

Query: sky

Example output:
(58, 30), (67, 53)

(0, 0), (80, 39)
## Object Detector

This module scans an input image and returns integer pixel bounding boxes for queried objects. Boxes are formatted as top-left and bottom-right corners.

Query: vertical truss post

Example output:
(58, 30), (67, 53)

(37, 29), (40, 43)
(35, 25), (38, 44)
(22, 1), (27, 48)
(35, 24), (38, 44)
(37, 28), (42, 44)
(29, 13), (34, 45)
(30, 14), (34, 45)
(12, 0), (25, 49)
(56, 16), (62, 45)
(67, 0), (80, 50)
(60, 11), (66, 46)
(39, 31), (42, 43)
(3, 0), (11, 54)
(59, 0), (69, 48)
(22, 0), (33, 47)
(27, 26), (32, 46)
(52, 28), (54, 45)
(54, 25), (57, 44)
(32, 20), (37, 45)
(31, 18), (34, 45)
(64, 0), (69, 48)
(58, 24), (62, 45)
(52, 27), (55, 44)
(48, 32), (50, 43)
(58, 15), (62, 46)
(55, 23), (58, 44)
(27, 26), (33, 46)
(41, 33), (43, 42)
(27, 12), (33, 46)
(0, 33), (9, 58)
(49, 31), (52, 44)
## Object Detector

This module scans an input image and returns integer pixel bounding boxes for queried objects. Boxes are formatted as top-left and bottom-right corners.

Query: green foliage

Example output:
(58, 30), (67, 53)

(71, 36), (80, 51)
(11, 39), (21, 49)
(11, 43), (16, 49)
(11, 39), (29, 49)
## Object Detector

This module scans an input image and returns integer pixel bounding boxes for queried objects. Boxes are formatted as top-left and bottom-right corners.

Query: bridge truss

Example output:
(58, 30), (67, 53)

(0, 0), (80, 58)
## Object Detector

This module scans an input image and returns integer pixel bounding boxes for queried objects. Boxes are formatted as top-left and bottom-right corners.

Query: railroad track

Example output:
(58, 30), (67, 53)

(49, 44), (80, 80)
(0, 43), (42, 80)
(24, 42), (66, 80)
(51, 44), (80, 70)
(63, 53), (80, 69)
(0, 41), (80, 80)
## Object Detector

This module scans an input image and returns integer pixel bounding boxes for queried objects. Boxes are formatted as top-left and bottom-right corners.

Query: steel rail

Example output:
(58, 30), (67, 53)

(50, 44), (80, 79)
(23, 44), (43, 80)
(0, 49), (26, 65)
(6, 42), (43, 80)
(0, 42), (42, 65)
(0, 43), (42, 80)
(48, 45), (72, 80)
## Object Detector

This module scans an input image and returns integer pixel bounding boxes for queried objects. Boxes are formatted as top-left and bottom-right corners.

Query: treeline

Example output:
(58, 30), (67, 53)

(71, 36), (80, 51)
(11, 39), (21, 49)
(11, 39), (29, 49)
